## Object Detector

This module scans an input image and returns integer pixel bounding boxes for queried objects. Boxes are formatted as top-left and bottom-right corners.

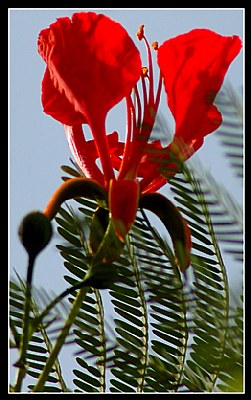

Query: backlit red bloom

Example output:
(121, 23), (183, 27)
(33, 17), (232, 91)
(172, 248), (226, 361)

(158, 28), (242, 154)
(38, 12), (242, 269)
(38, 12), (141, 184)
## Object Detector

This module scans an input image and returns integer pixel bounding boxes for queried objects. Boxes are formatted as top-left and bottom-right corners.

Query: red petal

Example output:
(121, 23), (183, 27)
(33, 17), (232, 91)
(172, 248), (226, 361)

(109, 179), (139, 241)
(137, 140), (164, 178)
(107, 132), (124, 171)
(38, 12), (142, 125)
(69, 131), (124, 168)
(158, 29), (242, 152)
(42, 69), (86, 125)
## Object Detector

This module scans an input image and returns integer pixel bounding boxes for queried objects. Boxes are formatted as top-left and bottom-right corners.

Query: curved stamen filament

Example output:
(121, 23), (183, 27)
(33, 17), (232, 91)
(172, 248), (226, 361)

(142, 34), (154, 107)
(140, 42), (162, 144)
(118, 95), (134, 179)
(154, 72), (163, 114)
(141, 71), (148, 115)
(134, 85), (142, 130)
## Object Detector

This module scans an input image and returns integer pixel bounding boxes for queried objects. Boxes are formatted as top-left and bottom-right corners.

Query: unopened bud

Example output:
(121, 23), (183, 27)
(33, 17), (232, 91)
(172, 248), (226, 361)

(18, 211), (52, 258)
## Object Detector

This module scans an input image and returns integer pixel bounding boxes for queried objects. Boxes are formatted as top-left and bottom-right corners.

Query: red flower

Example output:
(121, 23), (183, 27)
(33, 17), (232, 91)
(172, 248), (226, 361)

(38, 12), (242, 270)
(38, 12), (141, 184)
(160, 29), (241, 147)
(139, 28), (242, 193)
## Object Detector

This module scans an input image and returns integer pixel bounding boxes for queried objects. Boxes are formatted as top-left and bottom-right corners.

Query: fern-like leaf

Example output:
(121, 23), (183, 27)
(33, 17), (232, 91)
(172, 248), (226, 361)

(168, 167), (231, 392)
(55, 204), (108, 392)
(182, 158), (243, 264)
(214, 83), (243, 179)
(10, 278), (69, 392)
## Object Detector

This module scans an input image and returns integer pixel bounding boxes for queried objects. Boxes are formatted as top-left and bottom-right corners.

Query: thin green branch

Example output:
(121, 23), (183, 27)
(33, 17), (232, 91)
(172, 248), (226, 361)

(14, 255), (36, 392)
(72, 204), (107, 391)
(94, 289), (106, 392)
(125, 235), (149, 392)
(32, 286), (89, 392)
(32, 299), (68, 391)
(33, 279), (88, 330)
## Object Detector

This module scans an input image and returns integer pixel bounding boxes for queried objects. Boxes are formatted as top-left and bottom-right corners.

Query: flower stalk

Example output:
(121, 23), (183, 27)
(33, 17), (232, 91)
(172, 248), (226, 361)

(32, 286), (89, 392)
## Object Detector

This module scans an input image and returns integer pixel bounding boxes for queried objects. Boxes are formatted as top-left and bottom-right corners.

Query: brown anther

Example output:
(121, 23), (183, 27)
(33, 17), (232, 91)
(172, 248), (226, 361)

(152, 41), (159, 51)
(137, 24), (145, 41)
(141, 67), (148, 77)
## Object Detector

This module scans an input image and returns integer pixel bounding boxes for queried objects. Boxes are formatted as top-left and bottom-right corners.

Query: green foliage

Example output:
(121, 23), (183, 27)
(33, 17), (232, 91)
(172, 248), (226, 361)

(10, 84), (243, 392)
(170, 167), (230, 391)
(10, 277), (69, 391)
(214, 84), (243, 179)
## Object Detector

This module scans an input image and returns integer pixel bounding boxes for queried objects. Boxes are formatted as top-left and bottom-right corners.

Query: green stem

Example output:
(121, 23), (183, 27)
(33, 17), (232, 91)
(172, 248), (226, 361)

(94, 289), (106, 392)
(32, 298), (68, 392)
(32, 286), (89, 392)
(125, 237), (148, 392)
(33, 280), (88, 330)
(14, 255), (36, 392)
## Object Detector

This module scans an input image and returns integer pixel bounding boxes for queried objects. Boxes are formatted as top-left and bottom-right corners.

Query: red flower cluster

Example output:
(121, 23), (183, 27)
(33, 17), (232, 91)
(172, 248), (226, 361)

(38, 12), (241, 269)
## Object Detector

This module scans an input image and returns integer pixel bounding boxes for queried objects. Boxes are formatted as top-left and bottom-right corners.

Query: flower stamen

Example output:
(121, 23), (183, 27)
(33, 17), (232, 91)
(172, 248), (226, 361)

(141, 66), (149, 78)
(142, 35), (154, 107)
(152, 41), (159, 51)
(136, 24), (145, 41)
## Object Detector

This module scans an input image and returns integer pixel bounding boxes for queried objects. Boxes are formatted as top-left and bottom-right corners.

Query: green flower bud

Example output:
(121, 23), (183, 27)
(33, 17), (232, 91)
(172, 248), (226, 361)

(18, 211), (52, 258)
